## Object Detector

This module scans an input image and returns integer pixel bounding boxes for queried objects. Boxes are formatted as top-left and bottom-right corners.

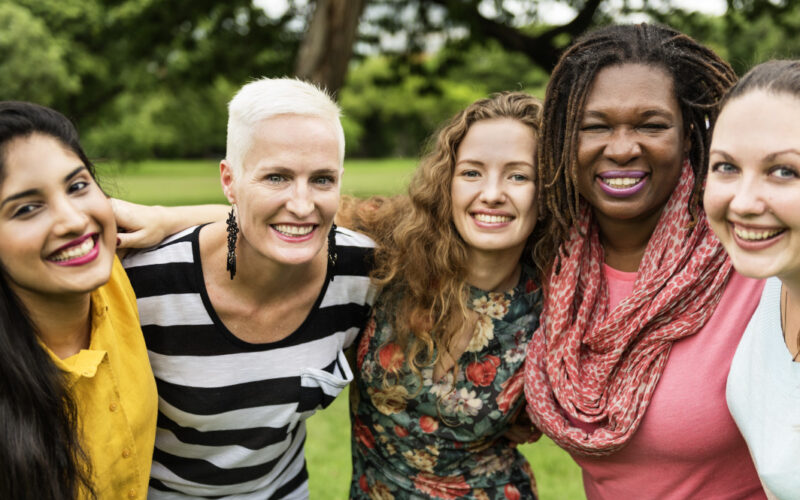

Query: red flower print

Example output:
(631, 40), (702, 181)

(419, 415), (439, 433)
(525, 279), (538, 293)
(465, 355), (500, 387)
(394, 425), (410, 438)
(413, 472), (471, 500)
(504, 483), (521, 500)
(378, 342), (405, 372)
(496, 370), (524, 414)
(357, 317), (376, 370)
(359, 474), (369, 492)
(353, 417), (376, 449)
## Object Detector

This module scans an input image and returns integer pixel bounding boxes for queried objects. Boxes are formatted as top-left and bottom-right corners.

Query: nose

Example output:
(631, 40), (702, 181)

(285, 180), (315, 218)
(728, 177), (767, 216)
(478, 173), (506, 205)
(52, 196), (89, 236)
(604, 128), (642, 165)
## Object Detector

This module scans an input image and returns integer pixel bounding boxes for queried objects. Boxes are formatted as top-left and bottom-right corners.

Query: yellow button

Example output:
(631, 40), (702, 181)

(109, 402), (118, 412)
(122, 448), (131, 458)
(82, 370), (93, 377)
(128, 488), (137, 498)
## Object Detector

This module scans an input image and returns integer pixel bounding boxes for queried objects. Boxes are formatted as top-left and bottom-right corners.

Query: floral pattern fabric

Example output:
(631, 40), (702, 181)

(351, 266), (542, 499)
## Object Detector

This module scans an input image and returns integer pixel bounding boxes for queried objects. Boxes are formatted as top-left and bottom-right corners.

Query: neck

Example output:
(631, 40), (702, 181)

(14, 287), (92, 359)
(204, 222), (328, 302)
(466, 246), (524, 292)
(781, 275), (800, 360)
(595, 209), (663, 272)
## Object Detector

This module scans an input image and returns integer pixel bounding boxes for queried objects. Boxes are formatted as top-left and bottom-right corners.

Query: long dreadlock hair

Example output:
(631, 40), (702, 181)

(534, 23), (737, 274)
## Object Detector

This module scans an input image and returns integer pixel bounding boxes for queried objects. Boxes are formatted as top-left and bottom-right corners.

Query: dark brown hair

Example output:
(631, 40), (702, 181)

(535, 23), (737, 272)
(0, 101), (96, 499)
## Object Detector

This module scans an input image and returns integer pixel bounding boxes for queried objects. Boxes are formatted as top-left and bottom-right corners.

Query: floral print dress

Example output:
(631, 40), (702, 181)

(351, 266), (542, 499)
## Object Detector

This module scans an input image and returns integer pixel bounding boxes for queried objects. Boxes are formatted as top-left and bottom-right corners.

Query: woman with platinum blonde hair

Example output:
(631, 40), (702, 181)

(119, 77), (376, 499)
(705, 59), (800, 499)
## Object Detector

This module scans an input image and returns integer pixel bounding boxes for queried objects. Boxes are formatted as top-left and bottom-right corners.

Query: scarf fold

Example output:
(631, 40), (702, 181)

(524, 160), (732, 456)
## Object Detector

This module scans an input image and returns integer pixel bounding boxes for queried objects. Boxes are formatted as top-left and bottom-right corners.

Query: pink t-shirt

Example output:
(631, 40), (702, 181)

(572, 266), (766, 500)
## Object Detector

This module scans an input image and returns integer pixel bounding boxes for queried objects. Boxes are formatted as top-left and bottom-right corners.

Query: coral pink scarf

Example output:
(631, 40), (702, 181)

(524, 161), (732, 456)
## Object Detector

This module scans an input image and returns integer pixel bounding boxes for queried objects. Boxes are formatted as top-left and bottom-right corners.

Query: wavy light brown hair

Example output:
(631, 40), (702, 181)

(535, 23), (737, 273)
(342, 92), (543, 378)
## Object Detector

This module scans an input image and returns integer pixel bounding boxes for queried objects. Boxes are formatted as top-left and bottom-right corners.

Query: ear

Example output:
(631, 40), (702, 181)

(220, 160), (236, 205)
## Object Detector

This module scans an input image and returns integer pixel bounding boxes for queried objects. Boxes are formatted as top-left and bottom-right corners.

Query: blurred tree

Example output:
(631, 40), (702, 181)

(3, 0), (798, 160)
(295, 0), (367, 94)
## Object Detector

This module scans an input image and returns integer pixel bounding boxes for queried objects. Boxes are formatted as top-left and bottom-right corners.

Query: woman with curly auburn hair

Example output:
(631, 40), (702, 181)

(344, 91), (545, 499)
(524, 23), (766, 499)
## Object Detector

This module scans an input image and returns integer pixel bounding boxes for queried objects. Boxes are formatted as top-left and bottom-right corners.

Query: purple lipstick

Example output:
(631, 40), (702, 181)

(597, 171), (647, 197)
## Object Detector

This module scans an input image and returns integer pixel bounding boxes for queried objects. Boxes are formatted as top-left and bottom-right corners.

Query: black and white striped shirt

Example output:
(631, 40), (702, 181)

(123, 225), (375, 499)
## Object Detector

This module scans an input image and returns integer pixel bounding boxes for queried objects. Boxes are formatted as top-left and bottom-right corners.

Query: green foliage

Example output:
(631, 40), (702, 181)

(340, 39), (549, 157)
(0, 3), (79, 105)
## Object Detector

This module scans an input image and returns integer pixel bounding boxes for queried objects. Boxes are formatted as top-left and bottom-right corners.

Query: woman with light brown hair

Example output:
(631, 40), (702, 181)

(344, 91), (544, 499)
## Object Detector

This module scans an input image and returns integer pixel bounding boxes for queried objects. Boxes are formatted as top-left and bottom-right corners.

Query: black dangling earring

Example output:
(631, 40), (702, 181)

(226, 207), (238, 280)
(327, 224), (338, 283)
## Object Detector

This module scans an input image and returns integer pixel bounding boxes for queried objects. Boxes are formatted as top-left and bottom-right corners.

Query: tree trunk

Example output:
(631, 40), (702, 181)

(294, 0), (367, 96)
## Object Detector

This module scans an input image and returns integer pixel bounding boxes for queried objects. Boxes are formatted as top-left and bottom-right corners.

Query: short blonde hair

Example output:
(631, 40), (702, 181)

(225, 77), (344, 176)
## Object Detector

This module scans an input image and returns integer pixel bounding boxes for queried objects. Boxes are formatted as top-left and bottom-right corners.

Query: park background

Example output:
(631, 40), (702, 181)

(4, 0), (799, 498)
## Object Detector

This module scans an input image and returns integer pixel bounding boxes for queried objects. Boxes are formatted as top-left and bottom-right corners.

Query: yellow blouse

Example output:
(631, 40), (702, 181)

(45, 257), (157, 499)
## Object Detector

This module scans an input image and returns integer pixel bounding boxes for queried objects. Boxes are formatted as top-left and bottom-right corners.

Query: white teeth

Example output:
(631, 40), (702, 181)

(473, 213), (512, 224)
(602, 177), (643, 188)
(734, 227), (784, 241)
(50, 237), (95, 262)
(273, 224), (314, 236)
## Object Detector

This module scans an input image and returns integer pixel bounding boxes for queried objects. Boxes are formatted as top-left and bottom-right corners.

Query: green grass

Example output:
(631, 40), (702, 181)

(95, 158), (419, 205)
(100, 158), (584, 500)
(307, 387), (585, 500)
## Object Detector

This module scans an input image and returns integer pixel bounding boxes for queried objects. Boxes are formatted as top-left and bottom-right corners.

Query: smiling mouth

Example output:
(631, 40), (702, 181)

(473, 213), (513, 224)
(48, 235), (97, 262)
(600, 177), (644, 188)
(272, 224), (315, 237)
(733, 226), (785, 241)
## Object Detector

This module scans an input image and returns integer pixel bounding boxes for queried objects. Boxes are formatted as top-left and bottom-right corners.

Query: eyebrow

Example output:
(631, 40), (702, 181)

(0, 165), (86, 209)
(258, 166), (339, 175)
(582, 109), (674, 120)
(710, 149), (800, 162)
(455, 159), (534, 168)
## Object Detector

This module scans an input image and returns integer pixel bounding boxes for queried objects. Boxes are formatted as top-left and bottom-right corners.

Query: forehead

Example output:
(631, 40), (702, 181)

(456, 118), (536, 163)
(584, 63), (679, 115)
(712, 90), (800, 154)
(1, 134), (81, 191)
(243, 114), (341, 173)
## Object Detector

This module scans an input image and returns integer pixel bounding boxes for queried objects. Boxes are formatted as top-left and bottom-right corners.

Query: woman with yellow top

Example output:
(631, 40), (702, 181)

(0, 101), (157, 499)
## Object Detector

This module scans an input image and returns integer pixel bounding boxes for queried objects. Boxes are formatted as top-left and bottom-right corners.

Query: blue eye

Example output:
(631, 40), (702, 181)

(711, 162), (738, 174)
(313, 175), (336, 186)
(265, 174), (286, 183)
(462, 170), (480, 178)
(510, 173), (529, 182)
(771, 165), (799, 179)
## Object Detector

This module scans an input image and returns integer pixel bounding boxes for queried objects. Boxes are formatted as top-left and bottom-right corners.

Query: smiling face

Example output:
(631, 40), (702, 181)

(577, 63), (688, 229)
(705, 90), (800, 283)
(221, 113), (341, 267)
(0, 134), (115, 301)
(450, 118), (537, 261)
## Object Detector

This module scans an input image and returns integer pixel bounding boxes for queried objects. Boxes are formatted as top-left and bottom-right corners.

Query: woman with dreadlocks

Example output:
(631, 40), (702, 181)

(524, 23), (766, 499)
